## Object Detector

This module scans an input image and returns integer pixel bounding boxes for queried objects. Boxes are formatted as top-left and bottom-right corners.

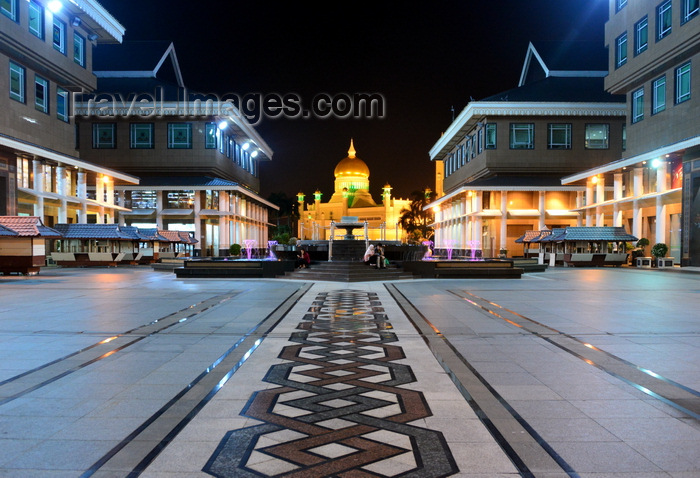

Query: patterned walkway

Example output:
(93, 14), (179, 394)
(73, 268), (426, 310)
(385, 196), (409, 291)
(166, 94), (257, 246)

(204, 289), (458, 477)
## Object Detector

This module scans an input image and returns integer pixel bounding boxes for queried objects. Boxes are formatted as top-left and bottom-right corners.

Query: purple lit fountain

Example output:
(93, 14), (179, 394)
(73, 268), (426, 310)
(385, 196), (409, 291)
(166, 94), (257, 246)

(467, 240), (481, 260)
(267, 240), (278, 260)
(443, 239), (456, 260)
(243, 239), (257, 260)
(421, 240), (434, 260)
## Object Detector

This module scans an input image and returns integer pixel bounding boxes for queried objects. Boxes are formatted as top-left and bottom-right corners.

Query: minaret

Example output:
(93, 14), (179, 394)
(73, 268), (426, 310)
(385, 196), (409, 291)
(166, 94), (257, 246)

(348, 138), (356, 158)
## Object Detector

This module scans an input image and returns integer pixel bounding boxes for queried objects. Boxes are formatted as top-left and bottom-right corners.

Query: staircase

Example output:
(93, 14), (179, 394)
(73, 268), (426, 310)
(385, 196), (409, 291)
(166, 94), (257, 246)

(279, 261), (416, 282)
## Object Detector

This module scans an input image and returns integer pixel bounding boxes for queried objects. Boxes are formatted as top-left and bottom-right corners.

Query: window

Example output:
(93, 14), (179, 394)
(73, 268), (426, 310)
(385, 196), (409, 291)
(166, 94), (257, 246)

(56, 87), (69, 122)
(635, 16), (648, 55)
(9, 61), (25, 103)
(632, 88), (644, 123)
(622, 124), (626, 151)
(682, 0), (699, 23)
(585, 124), (609, 149)
(0, 0), (17, 21)
(485, 123), (496, 149)
(130, 123), (154, 149)
(28, 1), (44, 39)
(167, 123), (192, 149)
(547, 124), (572, 149)
(657, 0), (672, 40)
(52, 16), (66, 53)
(510, 123), (534, 149)
(92, 123), (116, 149)
(205, 123), (217, 149)
(35, 75), (49, 113)
(477, 128), (483, 153)
(652, 76), (666, 114)
(676, 62), (691, 104)
(616, 0), (627, 12)
(73, 32), (85, 67)
(615, 32), (628, 68)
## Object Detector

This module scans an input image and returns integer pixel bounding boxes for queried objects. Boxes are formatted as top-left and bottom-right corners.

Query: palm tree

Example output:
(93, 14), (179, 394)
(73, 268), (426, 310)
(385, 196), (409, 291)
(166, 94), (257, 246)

(398, 190), (435, 243)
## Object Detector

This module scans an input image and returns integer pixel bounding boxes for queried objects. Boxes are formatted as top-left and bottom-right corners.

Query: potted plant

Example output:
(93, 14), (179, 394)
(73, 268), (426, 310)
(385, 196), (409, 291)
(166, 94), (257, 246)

(229, 243), (241, 257)
(499, 248), (508, 258)
(651, 243), (672, 268)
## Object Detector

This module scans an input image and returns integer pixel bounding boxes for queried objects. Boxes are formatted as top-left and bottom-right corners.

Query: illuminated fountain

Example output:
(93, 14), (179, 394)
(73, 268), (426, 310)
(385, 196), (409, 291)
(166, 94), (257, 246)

(443, 239), (456, 260)
(421, 240), (434, 260)
(243, 239), (257, 260)
(267, 240), (278, 260)
(467, 240), (481, 260)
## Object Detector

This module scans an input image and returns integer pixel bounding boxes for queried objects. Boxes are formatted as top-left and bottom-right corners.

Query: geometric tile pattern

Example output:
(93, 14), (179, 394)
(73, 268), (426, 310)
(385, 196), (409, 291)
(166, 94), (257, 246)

(203, 289), (458, 477)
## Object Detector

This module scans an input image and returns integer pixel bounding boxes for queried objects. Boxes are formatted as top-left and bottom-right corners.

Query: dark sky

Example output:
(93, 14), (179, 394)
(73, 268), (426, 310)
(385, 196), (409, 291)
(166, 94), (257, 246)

(97, 0), (609, 201)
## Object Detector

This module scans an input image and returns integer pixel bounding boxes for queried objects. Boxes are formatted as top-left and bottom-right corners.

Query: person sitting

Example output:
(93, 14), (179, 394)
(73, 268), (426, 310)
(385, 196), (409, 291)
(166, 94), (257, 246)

(374, 243), (386, 269)
(296, 248), (310, 269)
(363, 244), (375, 265)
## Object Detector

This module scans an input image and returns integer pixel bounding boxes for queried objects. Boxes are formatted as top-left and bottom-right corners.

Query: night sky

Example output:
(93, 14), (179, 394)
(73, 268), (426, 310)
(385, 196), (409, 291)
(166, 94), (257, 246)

(96, 0), (609, 201)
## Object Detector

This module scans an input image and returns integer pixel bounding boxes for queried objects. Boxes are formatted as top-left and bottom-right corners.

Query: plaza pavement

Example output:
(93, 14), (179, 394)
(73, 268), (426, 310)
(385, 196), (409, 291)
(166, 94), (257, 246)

(0, 266), (698, 477)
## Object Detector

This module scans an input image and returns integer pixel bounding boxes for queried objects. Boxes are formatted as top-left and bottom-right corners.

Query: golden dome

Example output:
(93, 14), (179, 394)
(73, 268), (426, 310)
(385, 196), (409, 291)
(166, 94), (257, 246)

(334, 139), (370, 178)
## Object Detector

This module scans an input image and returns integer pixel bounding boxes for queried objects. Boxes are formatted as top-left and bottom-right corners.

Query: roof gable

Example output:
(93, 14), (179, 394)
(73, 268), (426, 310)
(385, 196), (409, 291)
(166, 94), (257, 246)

(94, 41), (185, 87)
(0, 216), (61, 237)
(518, 41), (608, 87)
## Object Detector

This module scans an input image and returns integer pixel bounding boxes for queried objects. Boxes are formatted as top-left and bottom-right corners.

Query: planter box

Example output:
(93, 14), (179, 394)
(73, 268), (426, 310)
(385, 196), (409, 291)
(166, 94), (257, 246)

(656, 257), (674, 268)
(635, 257), (653, 268)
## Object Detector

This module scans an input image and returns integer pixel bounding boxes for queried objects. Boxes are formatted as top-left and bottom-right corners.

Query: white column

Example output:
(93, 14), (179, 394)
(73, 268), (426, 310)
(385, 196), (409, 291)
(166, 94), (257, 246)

(632, 168), (644, 239)
(538, 191), (546, 230)
(576, 191), (584, 226)
(194, 191), (202, 251)
(585, 180), (594, 227)
(156, 191), (164, 229)
(500, 191), (508, 251)
(32, 159), (44, 218)
(655, 163), (668, 244)
(77, 170), (87, 223)
(473, 193), (482, 249)
(613, 173), (623, 227)
(595, 176), (605, 226)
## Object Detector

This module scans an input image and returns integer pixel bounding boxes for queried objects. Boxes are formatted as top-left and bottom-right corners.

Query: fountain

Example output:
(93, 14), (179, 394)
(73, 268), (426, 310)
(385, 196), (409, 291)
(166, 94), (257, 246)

(443, 239), (456, 260)
(243, 239), (257, 260)
(467, 240), (481, 260)
(421, 240), (434, 260)
(267, 240), (278, 260)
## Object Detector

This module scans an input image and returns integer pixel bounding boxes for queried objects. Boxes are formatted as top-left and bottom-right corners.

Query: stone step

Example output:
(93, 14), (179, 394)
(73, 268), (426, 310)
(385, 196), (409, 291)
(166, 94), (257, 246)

(279, 261), (415, 282)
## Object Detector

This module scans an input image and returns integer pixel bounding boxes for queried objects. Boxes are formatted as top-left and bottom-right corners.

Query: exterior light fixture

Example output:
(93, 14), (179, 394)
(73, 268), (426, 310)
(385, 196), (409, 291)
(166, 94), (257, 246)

(651, 158), (662, 168)
(72, 16), (81, 26)
(241, 142), (250, 150)
(102, 175), (110, 183)
(48, 0), (63, 13)
(250, 150), (259, 158)
(591, 176), (598, 184)
(217, 121), (227, 130)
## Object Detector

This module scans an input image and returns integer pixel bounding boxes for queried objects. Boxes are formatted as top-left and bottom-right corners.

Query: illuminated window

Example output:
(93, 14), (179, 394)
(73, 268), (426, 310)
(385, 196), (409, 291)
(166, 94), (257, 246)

(657, 0), (672, 40)
(0, 0), (18, 21)
(652, 76), (666, 114)
(547, 124), (572, 149)
(635, 16), (648, 55)
(35, 75), (49, 114)
(9, 61), (25, 103)
(93, 123), (116, 148)
(130, 123), (154, 149)
(615, 32), (627, 68)
(585, 124), (609, 149)
(205, 123), (217, 149)
(675, 62), (691, 104)
(53, 16), (66, 53)
(28, 1), (44, 39)
(167, 123), (192, 149)
(57, 87), (69, 122)
(509, 123), (534, 149)
(73, 32), (85, 67)
(632, 88), (644, 123)
(485, 123), (496, 149)
(682, 0), (699, 23)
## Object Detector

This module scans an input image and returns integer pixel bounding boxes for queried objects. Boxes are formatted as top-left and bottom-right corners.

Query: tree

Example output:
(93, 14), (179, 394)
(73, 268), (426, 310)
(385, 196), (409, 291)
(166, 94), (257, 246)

(267, 191), (299, 239)
(398, 190), (436, 243)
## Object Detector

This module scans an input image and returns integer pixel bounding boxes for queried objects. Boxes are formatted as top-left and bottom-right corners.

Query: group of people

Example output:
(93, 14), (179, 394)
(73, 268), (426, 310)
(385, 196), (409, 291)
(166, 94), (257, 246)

(363, 243), (388, 269)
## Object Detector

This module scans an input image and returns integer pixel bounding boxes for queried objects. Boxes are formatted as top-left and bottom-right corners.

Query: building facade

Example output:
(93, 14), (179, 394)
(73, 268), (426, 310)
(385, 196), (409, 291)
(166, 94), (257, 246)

(0, 0), (138, 225)
(297, 141), (411, 242)
(74, 42), (275, 256)
(562, 0), (700, 265)
(428, 42), (627, 257)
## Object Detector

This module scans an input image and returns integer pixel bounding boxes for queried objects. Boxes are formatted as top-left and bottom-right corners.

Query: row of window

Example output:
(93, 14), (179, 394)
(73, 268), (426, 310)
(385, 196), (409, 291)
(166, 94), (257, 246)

(615, 0), (698, 68)
(2, 0), (86, 67)
(91, 123), (258, 176)
(9, 61), (70, 121)
(444, 123), (617, 177)
(631, 62), (691, 123)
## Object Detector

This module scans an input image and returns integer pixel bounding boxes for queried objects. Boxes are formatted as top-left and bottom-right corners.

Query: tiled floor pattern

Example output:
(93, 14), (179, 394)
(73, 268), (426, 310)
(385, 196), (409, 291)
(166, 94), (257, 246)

(204, 289), (458, 477)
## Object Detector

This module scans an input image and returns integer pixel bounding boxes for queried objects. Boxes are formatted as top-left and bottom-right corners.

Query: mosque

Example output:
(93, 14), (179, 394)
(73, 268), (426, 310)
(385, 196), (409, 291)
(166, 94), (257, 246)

(296, 141), (411, 242)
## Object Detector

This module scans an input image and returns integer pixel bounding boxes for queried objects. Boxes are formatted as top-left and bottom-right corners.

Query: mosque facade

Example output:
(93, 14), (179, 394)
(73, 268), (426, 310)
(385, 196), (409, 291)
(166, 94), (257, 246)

(296, 141), (411, 242)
